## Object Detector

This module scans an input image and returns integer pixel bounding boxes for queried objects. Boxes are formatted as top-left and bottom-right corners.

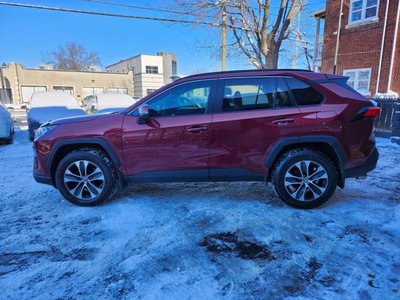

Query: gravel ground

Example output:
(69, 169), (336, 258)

(0, 129), (399, 299)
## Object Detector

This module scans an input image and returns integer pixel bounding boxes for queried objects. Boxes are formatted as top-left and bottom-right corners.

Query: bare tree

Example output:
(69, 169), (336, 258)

(174, 0), (305, 69)
(45, 42), (101, 71)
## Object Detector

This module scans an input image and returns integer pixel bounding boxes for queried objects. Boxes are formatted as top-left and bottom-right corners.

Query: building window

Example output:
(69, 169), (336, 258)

(53, 86), (74, 95)
(172, 60), (177, 75)
(20, 86), (47, 103)
(146, 89), (157, 95)
(349, 0), (379, 24)
(343, 68), (372, 94)
(146, 66), (159, 74)
(82, 87), (104, 98)
(108, 88), (128, 94)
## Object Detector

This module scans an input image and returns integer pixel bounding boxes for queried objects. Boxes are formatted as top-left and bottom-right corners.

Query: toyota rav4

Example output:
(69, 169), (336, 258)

(33, 70), (380, 209)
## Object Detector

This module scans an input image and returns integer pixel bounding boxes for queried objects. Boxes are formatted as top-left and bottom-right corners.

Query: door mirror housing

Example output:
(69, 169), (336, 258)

(137, 104), (150, 124)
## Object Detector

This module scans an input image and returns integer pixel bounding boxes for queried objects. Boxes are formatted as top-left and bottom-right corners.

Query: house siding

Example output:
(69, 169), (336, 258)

(321, 0), (400, 95)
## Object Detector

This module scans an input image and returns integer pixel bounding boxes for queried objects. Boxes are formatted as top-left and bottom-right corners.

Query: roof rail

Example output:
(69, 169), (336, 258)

(181, 68), (313, 79)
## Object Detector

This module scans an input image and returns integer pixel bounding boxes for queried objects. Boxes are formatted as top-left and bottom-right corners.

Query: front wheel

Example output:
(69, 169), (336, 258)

(272, 149), (338, 209)
(55, 149), (117, 206)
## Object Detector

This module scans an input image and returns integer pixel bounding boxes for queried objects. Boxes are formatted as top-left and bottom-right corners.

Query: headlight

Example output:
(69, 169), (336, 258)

(34, 125), (55, 140)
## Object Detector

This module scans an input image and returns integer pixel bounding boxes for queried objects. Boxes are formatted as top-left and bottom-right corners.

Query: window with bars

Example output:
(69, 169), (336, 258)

(343, 68), (372, 94)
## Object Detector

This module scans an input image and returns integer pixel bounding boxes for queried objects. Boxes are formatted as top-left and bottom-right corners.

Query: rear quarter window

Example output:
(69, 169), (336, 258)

(286, 77), (323, 106)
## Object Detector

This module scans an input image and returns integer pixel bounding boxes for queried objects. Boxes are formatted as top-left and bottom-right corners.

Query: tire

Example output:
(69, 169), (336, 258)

(272, 148), (338, 209)
(55, 149), (118, 206)
(28, 126), (34, 141)
(5, 132), (13, 144)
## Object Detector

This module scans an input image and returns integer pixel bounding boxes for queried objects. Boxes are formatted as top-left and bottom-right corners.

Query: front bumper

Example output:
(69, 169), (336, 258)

(343, 147), (379, 178)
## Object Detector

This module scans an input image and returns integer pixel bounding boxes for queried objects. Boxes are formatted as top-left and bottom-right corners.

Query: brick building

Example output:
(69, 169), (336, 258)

(312, 0), (400, 96)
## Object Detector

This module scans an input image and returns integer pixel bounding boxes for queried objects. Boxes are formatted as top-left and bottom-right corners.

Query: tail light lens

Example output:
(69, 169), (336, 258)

(352, 106), (380, 122)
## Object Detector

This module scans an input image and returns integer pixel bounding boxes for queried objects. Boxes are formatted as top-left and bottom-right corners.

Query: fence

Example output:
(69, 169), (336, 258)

(373, 97), (400, 138)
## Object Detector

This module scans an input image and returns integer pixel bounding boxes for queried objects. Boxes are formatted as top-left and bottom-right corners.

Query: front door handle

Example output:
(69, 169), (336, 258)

(186, 125), (209, 133)
(272, 118), (295, 125)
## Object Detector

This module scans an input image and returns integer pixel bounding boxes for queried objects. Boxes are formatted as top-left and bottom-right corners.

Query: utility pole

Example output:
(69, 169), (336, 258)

(0, 64), (5, 103)
(221, 1), (227, 71)
(333, 0), (344, 74)
(292, 2), (302, 69)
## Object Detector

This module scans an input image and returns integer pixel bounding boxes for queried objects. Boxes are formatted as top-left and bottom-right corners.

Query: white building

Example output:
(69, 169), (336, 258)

(106, 52), (177, 98)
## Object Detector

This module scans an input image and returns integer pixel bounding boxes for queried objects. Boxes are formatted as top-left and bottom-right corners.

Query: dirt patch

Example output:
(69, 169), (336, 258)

(198, 232), (275, 261)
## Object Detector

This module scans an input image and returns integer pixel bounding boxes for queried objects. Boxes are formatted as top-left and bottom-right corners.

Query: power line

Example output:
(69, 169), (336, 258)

(79, 0), (215, 19)
(0, 1), (222, 27)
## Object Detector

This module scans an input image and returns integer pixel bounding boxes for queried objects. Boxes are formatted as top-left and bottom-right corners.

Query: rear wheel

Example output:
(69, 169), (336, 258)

(272, 149), (338, 209)
(55, 149), (117, 206)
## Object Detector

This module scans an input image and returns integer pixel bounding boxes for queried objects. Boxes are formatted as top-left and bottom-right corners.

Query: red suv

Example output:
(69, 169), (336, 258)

(33, 70), (380, 209)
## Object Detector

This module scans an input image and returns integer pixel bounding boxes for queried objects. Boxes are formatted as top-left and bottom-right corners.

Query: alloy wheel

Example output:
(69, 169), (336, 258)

(284, 160), (328, 201)
(63, 160), (105, 201)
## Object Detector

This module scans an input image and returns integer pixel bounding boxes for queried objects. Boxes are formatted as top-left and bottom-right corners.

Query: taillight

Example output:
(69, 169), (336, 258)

(352, 106), (380, 122)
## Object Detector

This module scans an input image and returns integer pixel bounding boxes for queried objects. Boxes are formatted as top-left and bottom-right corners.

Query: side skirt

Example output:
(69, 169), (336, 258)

(127, 169), (266, 183)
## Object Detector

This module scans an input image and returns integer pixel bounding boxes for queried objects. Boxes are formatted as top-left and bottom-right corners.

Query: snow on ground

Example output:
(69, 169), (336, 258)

(0, 129), (399, 299)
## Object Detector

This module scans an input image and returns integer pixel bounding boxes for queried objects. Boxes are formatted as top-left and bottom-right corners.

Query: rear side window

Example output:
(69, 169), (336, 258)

(286, 77), (323, 106)
(221, 77), (292, 112)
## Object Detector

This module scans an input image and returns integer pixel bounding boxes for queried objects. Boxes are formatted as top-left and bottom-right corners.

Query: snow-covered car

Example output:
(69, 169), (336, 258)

(84, 93), (139, 114)
(0, 102), (14, 144)
(27, 92), (86, 141)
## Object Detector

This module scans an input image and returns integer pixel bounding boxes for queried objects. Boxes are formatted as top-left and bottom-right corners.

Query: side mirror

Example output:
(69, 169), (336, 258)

(137, 104), (150, 124)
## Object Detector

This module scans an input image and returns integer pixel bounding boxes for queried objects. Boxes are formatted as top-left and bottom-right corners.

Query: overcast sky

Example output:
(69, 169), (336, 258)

(0, 0), (326, 74)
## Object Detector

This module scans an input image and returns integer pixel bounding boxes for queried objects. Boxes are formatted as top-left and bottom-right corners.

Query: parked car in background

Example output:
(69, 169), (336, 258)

(33, 69), (380, 208)
(0, 102), (14, 144)
(84, 94), (139, 114)
(4, 103), (28, 111)
(27, 92), (86, 141)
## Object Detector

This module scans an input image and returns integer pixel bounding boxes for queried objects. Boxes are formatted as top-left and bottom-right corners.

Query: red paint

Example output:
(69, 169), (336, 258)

(33, 70), (378, 183)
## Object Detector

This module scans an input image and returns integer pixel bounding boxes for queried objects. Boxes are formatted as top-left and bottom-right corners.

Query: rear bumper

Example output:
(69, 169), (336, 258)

(33, 173), (53, 186)
(343, 147), (379, 178)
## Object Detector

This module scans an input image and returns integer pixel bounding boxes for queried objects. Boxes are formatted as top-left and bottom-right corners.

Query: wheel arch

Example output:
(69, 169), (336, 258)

(265, 136), (347, 187)
(48, 138), (121, 186)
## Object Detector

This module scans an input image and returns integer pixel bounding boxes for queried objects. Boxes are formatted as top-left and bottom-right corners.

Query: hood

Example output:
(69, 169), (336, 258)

(49, 113), (102, 125)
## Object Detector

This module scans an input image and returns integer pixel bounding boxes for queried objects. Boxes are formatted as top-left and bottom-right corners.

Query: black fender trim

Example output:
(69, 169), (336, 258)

(33, 173), (52, 186)
(343, 147), (379, 178)
(264, 135), (348, 169)
(47, 137), (121, 172)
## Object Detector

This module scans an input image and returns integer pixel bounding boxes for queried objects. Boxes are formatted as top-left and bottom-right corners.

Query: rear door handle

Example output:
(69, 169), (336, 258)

(272, 118), (294, 125)
(186, 125), (209, 133)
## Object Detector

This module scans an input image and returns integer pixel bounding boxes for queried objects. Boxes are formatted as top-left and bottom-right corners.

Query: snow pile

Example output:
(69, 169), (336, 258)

(30, 92), (81, 108)
(28, 92), (85, 124)
(0, 133), (399, 299)
(95, 94), (137, 113)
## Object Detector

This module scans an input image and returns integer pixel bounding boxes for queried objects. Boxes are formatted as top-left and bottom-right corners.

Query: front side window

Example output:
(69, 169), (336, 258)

(144, 81), (214, 117)
(286, 78), (324, 106)
(343, 68), (371, 94)
(221, 77), (292, 112)
(349, 0), (379, 24)
(146, 66), (159, 74)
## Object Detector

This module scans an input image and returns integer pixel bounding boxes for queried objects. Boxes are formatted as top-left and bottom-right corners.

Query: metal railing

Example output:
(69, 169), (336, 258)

(373, 97), (400, 138)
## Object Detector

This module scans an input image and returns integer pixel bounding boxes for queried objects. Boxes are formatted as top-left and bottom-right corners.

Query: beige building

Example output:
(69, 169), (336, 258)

(106, 52), (177, 98)
(0, 63), (134, 105)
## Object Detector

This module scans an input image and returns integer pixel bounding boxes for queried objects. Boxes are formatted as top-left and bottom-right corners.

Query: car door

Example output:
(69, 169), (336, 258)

(209, 76), (302, 179)
(122, 80), (217, 181)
